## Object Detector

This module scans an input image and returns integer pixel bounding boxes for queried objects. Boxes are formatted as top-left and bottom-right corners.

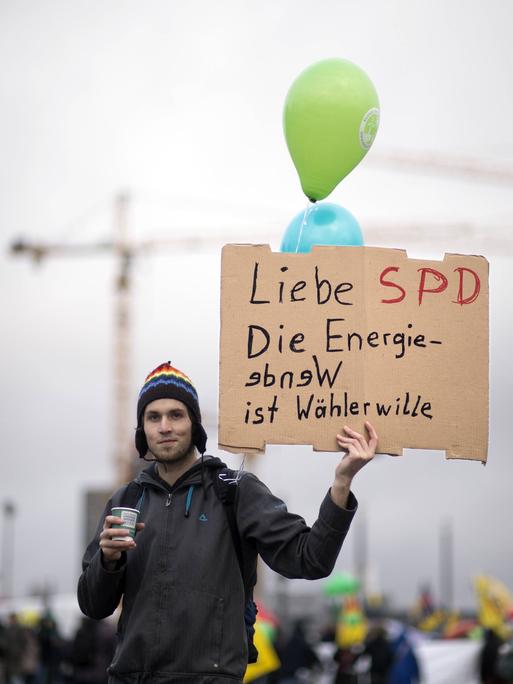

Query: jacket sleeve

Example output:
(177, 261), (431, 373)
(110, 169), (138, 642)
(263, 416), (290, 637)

(77, 491), (128, 619)
(236, 473), (357, 580)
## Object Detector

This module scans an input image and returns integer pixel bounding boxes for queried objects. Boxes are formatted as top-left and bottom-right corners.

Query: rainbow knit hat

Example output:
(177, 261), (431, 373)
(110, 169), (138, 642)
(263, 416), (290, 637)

(135, 361), (207, 457)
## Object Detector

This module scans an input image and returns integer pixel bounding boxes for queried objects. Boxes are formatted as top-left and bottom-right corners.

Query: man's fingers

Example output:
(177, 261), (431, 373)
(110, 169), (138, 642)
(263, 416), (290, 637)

(102, 525), (130, 537)
(339, 432), (366, 456)
(100, 515), (143, 563)
(102, 530), (131, 541)
(343, 425), (368, 451)
(100, 530), (133, 549)
(101, 537), (133, 548)
(336, 436), (359, 453)
(340, 423), (379, 454)
(102, 516), (143, 535)
(364, 421), (379, 447)
(100, 537), (135, 552)
(103, 515), (124, 530)
(336, 439), (361, 460)
(337, 435), (359, 445)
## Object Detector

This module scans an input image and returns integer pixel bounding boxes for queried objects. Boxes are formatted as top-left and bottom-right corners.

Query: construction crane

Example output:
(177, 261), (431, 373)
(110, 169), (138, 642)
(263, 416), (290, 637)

(10, 193), (238, 485)
(9, 193), (272, 486)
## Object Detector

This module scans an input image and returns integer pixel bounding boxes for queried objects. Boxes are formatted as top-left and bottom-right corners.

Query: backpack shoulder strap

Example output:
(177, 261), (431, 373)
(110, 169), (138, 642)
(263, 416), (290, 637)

(212, 467), (238, 504)
(120, 481), (146, 511)
(212, 468), (244, 578)
(212, 467), (260, 665)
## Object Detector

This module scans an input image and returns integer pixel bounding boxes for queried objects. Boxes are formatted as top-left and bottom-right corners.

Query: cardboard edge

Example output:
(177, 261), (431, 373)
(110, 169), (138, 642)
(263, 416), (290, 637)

(445, 449), (488, 464)
(222, 243), (410, 257)
(218, 443), (265, 456)
(219, 439), (487, 462)
(222, 243), (273, 252)
(441, 252), (489, 264)
(221, 243), (489, 265)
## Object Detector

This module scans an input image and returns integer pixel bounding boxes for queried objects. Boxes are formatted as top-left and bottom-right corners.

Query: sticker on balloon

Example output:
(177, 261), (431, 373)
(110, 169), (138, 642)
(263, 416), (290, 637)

(359, 108), (380, 150)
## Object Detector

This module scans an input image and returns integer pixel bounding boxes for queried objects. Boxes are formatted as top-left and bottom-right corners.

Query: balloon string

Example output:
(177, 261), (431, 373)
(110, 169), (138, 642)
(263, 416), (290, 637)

(295, 201), (313, 253)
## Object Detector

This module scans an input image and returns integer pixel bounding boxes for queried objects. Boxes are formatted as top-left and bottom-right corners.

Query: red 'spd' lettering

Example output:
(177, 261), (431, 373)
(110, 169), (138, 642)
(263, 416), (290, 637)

(453, 267), (481, 305)
(417, 268), (448, 305)
(379, 266), (406, 304)
(379, 265), (481, 305)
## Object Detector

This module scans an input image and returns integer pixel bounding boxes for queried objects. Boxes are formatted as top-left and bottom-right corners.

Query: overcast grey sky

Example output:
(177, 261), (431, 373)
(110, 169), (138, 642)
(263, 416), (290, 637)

(1, 0), (512, 612)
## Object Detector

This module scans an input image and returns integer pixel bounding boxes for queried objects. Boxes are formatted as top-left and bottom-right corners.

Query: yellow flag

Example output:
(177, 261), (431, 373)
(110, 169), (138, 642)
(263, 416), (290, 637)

(243, 621), (281, 683)
(475, 574), (513, 639)
(418, 609), (445, 633)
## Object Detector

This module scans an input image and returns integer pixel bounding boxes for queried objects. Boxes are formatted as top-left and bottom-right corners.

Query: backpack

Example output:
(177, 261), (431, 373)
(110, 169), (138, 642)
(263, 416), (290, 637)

(121, 466), (259, 664)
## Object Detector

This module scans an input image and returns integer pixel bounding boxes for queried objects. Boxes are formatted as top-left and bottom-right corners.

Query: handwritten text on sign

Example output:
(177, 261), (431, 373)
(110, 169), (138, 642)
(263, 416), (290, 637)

(218, 245), (488, 461)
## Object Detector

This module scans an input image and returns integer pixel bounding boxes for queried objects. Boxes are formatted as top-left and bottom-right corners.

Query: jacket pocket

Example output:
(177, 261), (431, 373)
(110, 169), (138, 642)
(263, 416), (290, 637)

(153, 584), (225, 673)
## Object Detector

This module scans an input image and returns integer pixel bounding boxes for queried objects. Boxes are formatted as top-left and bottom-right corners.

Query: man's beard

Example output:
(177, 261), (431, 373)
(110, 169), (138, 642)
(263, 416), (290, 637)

(145, 440), (194, 465)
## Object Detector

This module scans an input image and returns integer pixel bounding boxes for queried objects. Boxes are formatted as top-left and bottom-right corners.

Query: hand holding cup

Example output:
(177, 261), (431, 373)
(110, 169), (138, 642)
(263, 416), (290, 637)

(100, 508), (145, 568)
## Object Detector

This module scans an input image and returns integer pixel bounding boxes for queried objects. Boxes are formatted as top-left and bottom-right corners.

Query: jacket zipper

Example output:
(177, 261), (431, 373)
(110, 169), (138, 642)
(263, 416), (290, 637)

(165, 492), (173, 507)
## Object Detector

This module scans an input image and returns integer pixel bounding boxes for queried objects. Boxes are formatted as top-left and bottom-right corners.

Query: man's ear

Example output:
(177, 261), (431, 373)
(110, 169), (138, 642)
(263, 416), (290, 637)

(192, 424), (207, 455)
(135, 427), (148, 459)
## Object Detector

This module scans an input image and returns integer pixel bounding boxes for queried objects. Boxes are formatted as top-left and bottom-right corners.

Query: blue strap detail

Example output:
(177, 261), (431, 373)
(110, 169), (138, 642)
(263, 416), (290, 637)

(135, 487), (146, 513)
(184, 484), (195, 518)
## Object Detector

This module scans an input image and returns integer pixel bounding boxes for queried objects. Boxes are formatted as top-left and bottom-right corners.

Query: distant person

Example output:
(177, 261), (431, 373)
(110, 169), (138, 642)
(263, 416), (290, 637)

(273, 619), (321, 683)
(71, 617), (115, 684)
(389, 628), (421, 684)
(480, 628), (513, 684)
(0, 618), (7, 684)
(77, 361), (379, 683)
(4, 613), (26, 684)
(19, 626), (38, 684)
(37, 614), (61, 684)
(361, 624), (393, 684)
(333, 646), (357, 684)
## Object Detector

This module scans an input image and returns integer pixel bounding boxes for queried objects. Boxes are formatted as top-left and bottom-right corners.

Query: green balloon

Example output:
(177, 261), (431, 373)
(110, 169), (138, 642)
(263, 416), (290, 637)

(324, 572), (361, 597)
(283, 58), (380, 201)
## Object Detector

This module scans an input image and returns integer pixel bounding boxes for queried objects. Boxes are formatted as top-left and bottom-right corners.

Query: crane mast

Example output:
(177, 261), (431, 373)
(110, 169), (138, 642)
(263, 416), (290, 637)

(113, 193), (134, 484)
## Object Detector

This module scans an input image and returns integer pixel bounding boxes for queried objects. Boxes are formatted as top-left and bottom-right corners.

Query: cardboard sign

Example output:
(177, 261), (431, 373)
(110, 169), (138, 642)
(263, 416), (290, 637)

(219, 245), (489, 461)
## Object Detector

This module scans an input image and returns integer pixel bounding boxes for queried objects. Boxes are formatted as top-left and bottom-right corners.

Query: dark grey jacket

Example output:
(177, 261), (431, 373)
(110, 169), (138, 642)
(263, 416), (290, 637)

(77, 456), (357, 684)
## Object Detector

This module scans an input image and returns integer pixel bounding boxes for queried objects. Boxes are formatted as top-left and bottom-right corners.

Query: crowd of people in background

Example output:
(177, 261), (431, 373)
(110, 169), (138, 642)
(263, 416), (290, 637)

(263, 620), (421, 684)
(0, 612), (115, 684)
(0, 610), (417, 684)
(1, 609), (513, 684)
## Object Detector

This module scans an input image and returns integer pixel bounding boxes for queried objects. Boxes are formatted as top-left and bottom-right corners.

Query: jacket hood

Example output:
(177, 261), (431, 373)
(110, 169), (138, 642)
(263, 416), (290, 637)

(133, 455), (230, 519)
(135, 454), (228, 491)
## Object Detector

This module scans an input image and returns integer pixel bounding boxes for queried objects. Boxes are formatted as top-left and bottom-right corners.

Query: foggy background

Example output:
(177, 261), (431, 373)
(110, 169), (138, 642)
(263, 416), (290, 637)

(1, 0), (512, 613)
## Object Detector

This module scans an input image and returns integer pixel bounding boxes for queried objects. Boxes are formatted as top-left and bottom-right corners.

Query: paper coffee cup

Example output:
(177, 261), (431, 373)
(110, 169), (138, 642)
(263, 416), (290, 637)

(111, 507), (140, 541)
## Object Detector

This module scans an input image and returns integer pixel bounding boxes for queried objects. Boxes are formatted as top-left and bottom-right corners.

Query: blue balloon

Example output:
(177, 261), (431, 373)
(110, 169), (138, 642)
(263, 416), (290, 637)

(280, 202), (364, 253)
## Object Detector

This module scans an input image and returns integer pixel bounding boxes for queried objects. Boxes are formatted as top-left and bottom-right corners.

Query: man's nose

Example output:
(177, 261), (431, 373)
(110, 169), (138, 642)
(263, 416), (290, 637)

(159, 417), (173, 432)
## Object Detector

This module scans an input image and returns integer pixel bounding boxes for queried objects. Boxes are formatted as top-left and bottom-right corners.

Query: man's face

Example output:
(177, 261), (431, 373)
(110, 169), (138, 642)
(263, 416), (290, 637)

(143, 398), (194, 463)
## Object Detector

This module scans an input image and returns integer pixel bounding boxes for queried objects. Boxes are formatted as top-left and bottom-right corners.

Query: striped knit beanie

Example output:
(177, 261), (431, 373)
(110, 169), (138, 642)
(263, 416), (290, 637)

(135, 361), (207, 457)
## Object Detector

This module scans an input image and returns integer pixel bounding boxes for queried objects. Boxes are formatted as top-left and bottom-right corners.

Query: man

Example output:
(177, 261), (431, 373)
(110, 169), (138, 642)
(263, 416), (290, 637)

(78, 361), (379, 684)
